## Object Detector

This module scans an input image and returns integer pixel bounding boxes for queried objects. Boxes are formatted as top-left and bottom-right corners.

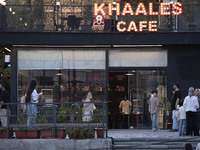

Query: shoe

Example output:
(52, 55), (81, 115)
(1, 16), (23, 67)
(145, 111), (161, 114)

(169, 129), (174, 132)
(156, 128), (160, 131)
(152, 128), (156, 132)
(169, 129), (178, 132)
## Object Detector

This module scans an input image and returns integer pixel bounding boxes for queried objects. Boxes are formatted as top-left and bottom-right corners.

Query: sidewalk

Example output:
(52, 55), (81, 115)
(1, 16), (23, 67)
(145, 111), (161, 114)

(107, 129), (192, 138)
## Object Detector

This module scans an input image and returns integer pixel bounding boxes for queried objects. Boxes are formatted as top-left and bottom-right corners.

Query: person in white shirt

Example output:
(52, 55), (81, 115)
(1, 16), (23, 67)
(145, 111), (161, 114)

(178, 100), (186, 136)
(183, 87), (199, 136)
(25, 80), (42, 128)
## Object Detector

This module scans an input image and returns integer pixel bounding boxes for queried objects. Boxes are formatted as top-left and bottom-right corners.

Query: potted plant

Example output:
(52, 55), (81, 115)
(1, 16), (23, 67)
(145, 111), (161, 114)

(33, 0), (45, 31)
(66, 128), (79, 139)
(80, 128), (95, 139)
(182, 0), (198, 31)
(160, 97), (172, 129)
(66, 128), (95, 139)
(56, 104), (67, 124)
(91, 108), (105, 138)
(14, 128), (40, 139)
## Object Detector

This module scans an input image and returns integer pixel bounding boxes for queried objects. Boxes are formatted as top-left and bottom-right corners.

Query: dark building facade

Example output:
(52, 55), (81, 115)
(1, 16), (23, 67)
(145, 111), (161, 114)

(0, 1), (200, 129)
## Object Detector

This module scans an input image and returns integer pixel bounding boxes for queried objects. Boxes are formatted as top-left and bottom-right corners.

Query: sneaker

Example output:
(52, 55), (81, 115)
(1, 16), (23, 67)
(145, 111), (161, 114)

(152, 128), (156, 132)
(156, 128), (160, 131)
(169, 129), (178, 132)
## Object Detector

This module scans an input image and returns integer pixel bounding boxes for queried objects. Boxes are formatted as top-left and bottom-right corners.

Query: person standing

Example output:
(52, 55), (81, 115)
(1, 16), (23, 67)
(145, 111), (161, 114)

(179, 100), (186, 136)
(149, 90), (159, 132)
(0, 83), (9, 127)
(183, 87), (199, 136)
(119, 96), (131, 129)
(26, 80), (42, 128)
(82, 92), (96, 122)
(170, 83), (181, 132)
(194, 88), (200, 134)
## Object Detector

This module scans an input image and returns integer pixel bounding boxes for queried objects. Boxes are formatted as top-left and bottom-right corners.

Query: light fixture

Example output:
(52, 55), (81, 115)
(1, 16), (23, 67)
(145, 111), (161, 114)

(0, 0), (6, 6)
(4, 47), (11, 52)
(9, 7), (12, 12)
(170, 1), (174, 4)
(12, 12), (15, 15)
(125, 73), (134, 76)
(24, 22), (28, 26)
(56, 73), (63, 76)
(56, 2), (60, 6)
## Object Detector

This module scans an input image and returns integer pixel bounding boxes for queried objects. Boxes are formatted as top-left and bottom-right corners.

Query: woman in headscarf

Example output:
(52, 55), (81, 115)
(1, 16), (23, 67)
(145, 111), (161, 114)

(194, 88), (200, 135)
(82, 92), (96, 122)
(183, 87), (199, 136)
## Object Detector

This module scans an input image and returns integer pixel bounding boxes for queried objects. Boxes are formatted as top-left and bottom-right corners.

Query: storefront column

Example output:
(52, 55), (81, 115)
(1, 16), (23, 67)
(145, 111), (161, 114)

(10, 47), (17, 124)
(105, 50), (109, 128)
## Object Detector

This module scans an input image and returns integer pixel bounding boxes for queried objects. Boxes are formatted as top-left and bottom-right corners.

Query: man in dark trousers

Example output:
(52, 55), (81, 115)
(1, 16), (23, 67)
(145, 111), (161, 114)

(0, 83), (9, 127)
(170, 83), (181, 132)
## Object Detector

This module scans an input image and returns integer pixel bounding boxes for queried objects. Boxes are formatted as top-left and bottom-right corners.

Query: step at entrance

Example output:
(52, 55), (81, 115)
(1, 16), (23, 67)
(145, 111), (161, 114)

(112, 137), (200, 150)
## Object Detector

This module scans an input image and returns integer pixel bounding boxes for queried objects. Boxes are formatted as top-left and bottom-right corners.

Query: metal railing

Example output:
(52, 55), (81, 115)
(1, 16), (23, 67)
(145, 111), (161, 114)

(0, 101), (107, 139)
(0, 4), (200, 32)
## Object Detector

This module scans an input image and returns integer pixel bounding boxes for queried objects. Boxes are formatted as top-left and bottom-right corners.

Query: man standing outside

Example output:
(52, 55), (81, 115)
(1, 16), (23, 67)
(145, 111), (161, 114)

(0, 83), (9, 127)
(149, 90), (159, 132)
(170, 83), (181, 132)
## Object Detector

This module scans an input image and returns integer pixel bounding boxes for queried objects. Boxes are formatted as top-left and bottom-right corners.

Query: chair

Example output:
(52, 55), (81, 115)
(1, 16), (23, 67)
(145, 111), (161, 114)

(67, 15), (80, 30)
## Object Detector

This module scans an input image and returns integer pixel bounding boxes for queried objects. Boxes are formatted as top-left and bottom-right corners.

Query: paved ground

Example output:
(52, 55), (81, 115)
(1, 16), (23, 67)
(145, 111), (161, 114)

(107, 129), (188, 138)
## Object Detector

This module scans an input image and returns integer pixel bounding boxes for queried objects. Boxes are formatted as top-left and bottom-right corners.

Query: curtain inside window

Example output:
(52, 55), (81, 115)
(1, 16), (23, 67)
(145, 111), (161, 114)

(109, 50), (167, 67)
(62, 50), (105, 69)
(18, 50), (63, 70)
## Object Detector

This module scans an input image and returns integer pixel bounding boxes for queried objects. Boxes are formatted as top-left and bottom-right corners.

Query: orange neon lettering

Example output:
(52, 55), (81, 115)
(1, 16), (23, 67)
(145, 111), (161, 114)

(160, 2), (171, 15)
(172, 2), (183, 15)
(122, 3), (134, 16)
(94, 3), (106, 16)
(149, 21), (157, 32)
(116, 21), (126, 32)
(149, 3), (159, 15)
(108, 3), (120, 16)
(135, 3), (147, 15)
(139, 21), (147, 32)
(127, 21), (138, 32)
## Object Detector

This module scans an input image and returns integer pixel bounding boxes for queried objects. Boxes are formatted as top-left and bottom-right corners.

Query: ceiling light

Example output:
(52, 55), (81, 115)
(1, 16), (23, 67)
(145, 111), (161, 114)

(4, 47), (11, 52)
(56, 73), (63, 76)
(125, 73), (134, 76)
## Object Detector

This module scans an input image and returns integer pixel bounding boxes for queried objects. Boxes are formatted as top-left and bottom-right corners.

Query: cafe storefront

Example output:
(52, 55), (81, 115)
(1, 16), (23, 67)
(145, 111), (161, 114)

(15, 47), (167, 129)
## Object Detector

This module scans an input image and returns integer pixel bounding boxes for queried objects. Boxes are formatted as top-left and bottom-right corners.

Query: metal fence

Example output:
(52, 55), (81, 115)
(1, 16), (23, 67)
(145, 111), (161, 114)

(0, 4), (200, 32)
(0, 101), (107, 139)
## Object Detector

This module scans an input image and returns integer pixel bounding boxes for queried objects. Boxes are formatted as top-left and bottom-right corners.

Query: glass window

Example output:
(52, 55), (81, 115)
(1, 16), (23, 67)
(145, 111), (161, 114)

(109, 50), (167, 67)
(18, 50), (106, 103)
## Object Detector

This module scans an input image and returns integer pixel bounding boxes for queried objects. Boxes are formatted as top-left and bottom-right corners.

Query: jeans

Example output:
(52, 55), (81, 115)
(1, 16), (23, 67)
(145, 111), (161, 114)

(151, 114), (158, 129)
(0, 109), (7, 127)
(179, 119), (186, 136)
(186, 111), (199, 136)
(197, 111), (200, 132)
(172, 110), (178, 130)
(27, 103), (37, 128)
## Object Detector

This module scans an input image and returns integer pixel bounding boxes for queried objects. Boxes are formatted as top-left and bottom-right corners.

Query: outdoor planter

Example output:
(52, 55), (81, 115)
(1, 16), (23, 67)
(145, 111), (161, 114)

(40, 129), (65, 139)
(0, 129), (11, 138)
(14, 129), (40, 139)
(96, 128), (103, 138)
(66, 128), (95, 139)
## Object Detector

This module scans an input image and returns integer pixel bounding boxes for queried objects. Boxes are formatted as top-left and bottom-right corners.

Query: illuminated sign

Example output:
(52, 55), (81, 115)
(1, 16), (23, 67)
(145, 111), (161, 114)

(93, 15), (105, 26)
(94, 2), (183, 32)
